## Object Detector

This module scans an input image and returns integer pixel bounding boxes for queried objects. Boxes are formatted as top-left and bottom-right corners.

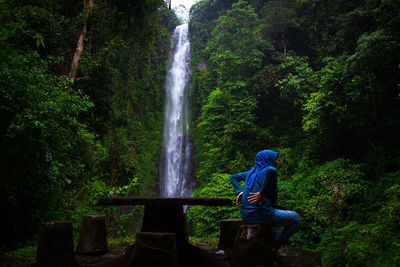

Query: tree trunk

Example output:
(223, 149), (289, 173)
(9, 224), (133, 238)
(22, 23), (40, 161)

(282, 28), (287, 61)
(68, 0), (94, 80)
(367, 66), (377, 114)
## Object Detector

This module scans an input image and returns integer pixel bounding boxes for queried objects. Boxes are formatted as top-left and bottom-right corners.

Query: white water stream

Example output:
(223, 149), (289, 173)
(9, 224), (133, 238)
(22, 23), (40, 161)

(160, 24), (194, 197)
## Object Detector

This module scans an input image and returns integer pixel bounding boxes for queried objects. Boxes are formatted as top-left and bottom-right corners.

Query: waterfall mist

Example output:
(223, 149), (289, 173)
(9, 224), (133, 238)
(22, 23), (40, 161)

(160, 24), (195, 197)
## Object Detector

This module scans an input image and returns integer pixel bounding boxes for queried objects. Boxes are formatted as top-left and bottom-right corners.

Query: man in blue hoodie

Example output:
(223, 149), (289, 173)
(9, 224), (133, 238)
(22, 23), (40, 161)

(229, 150), (300, 251)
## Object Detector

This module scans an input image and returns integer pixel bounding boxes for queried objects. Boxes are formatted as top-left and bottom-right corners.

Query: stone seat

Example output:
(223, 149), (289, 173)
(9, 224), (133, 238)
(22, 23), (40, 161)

(36, 221), (78, 267)
(232, 223), (276, 267)
(76, 215), (108, 255)
(218, 218), (243, 252)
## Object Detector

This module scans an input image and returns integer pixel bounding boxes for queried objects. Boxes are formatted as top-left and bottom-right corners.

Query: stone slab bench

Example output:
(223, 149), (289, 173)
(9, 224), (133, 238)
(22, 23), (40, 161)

(97, 197), (233, 206)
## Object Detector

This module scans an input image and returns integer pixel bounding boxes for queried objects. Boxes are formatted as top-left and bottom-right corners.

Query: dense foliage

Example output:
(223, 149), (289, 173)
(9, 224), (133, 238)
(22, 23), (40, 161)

(188, 0), (400, 265)
(0, 0), (178, 252)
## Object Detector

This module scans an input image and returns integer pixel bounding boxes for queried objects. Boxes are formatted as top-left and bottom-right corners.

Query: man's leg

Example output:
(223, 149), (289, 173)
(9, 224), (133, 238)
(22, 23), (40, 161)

(272, 209), (300, 245)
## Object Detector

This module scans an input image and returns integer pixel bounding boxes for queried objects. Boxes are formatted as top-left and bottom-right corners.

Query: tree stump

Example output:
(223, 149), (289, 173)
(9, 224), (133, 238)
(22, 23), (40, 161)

(217, 218), (243, 251)
(130, 232), (179, 267)
(76, 215), (108, 255)
(231, 224), (276, 267)
(36, 221), (78, 267)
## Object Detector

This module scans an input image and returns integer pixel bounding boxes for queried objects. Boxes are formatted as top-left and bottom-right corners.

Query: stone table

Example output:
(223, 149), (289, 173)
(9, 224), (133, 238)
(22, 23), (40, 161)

(97, 197), (234, 260)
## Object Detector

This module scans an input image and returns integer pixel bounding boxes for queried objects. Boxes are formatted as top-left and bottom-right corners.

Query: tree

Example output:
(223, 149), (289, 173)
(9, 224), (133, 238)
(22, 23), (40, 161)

(69, 0), (94, 80)
(261, 0), (298, 59)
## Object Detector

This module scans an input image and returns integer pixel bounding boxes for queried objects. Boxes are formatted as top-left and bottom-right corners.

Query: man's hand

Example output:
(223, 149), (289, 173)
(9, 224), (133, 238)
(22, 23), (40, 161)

(236, 192), (243, 204)
(248, 192), (264, 206)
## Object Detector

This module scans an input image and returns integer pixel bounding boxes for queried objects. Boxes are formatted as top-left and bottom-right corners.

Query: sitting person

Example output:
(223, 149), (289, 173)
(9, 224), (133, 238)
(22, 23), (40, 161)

(229, 150), (300, 255)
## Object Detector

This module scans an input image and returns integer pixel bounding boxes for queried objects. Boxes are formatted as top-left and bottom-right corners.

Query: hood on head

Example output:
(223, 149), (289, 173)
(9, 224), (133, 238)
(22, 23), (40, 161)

(255, 150), (278, 167)
(245, 149), (279, 191)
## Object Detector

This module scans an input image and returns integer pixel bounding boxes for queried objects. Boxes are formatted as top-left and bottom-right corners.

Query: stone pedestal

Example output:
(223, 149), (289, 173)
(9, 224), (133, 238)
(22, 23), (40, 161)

(232, 224), (276, 267)
(36, 221), (78, 267)
(76, 215), (108, 255)
(130, 232), (179, 267)
(183, 212), (189, 242)
(217, 218), (243, 251)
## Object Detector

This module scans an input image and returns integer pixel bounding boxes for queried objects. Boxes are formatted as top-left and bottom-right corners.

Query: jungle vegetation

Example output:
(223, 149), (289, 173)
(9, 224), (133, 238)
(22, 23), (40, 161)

(0, 0), (179, 253)
(187, 0), (400, 265)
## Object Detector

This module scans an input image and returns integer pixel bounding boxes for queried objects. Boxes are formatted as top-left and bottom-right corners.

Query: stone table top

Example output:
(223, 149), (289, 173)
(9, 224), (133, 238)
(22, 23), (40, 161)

(97, 197), (234, 206)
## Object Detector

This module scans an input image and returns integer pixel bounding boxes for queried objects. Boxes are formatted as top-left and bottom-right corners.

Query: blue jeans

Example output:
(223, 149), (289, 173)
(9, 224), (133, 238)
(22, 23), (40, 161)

(271, 209), (300, 245)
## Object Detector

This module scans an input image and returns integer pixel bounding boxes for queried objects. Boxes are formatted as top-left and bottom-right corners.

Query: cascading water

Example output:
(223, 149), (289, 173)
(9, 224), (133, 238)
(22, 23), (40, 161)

(160, 24), (195, 197)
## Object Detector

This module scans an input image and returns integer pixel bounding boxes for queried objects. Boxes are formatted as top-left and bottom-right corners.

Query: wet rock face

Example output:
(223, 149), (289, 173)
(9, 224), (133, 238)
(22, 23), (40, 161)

(232, 224), (276, 267)
(76, 215), (108, 255)
(36, 221), (78, 267)
(130, 232), (179, 267)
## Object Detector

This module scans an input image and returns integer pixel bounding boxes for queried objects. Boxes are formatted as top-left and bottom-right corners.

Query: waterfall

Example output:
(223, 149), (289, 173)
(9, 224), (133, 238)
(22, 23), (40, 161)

(160, 24), (195, 198)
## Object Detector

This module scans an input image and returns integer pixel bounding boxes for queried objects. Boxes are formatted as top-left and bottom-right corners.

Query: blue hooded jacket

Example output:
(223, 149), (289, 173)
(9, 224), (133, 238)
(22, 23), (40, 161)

(229, 150), (278, 223)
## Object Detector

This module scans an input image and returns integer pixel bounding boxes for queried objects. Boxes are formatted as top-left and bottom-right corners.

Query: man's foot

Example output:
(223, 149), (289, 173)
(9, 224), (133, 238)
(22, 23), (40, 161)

(271, 241), (286, 257)
(276, 246), (287, 257)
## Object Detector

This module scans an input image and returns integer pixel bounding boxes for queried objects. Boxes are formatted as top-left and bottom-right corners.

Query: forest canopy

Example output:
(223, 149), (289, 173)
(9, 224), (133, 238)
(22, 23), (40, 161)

(0, 0), (178, 252)
(188, 0), (400, 265)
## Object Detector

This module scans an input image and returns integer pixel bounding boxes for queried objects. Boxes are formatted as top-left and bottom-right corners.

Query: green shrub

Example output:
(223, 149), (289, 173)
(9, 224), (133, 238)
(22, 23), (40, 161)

(187, 173), (240, 237)
(279, 158), (366, 248)
(319, 185), (400, 266)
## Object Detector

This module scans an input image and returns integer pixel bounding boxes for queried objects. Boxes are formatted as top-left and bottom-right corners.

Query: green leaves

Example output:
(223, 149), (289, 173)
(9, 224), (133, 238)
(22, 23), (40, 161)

(187, 173), (240, 237)
(319, 184), (400, 266)
(33, 32), (44, 47)
(189, 0), (400, 265)
(191, 0), (264, 184)
(0, 0), (173, 251)
(207, 1), (263, 80)
(279, 159), (366, 247)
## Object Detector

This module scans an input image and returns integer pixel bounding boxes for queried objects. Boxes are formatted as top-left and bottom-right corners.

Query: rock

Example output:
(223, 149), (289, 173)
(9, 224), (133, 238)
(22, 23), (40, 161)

(129, 232), (179, 267)
(36, 221), (78, 267)
(217, 219), (243, 252)
(76, 215), (108, 255)
(276, 246), (321, 267)
(76, 244), (135, 267)
(231, 224), (276, 267)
